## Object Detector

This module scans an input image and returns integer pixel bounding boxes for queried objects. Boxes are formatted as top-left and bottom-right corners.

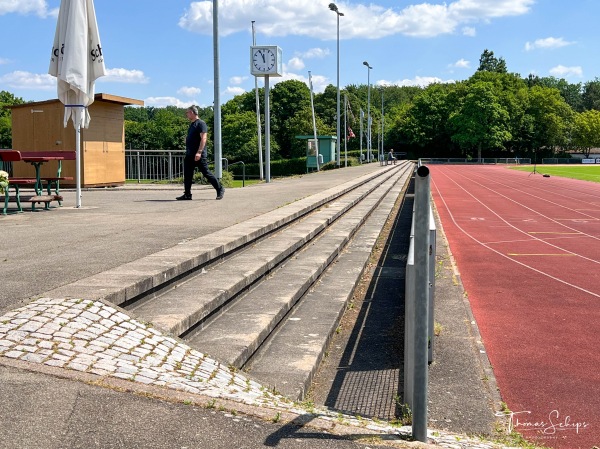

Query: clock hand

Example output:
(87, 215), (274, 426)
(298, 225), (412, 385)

(261, 51), (265, 63)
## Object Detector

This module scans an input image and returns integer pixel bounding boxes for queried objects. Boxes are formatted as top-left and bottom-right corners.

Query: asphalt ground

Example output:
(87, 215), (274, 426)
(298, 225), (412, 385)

(0, 164), (504, 449)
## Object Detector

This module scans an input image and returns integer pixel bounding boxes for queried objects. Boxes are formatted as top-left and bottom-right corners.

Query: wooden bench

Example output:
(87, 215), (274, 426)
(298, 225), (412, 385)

(19, 151), (75, 204)
(0, 150), (72, 214)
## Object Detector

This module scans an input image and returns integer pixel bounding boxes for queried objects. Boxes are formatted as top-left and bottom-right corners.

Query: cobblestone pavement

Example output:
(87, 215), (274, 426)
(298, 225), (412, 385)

(0, 296), (516, 449)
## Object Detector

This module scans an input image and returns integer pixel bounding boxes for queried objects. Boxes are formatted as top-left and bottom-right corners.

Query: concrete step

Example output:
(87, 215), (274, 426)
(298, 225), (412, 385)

(184, 168), (409, 370)
(127, 164), (411, 338)
(41, 165), (404, 306)
(246, 171), (410, 400)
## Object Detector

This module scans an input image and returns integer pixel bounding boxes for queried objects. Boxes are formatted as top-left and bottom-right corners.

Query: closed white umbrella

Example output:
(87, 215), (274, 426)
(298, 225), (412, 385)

(48, 0), (106, 207)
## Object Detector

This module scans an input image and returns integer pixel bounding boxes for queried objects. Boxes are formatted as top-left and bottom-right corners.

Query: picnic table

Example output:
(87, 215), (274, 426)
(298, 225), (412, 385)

(0, 150), (75, 215)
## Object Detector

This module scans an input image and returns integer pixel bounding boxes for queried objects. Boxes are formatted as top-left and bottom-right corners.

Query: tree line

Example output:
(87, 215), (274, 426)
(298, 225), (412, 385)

(3, 50), (600, 160)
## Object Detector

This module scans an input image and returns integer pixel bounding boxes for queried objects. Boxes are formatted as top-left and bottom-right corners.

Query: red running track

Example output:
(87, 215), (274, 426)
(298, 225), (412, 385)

(429, 165), (600, 449)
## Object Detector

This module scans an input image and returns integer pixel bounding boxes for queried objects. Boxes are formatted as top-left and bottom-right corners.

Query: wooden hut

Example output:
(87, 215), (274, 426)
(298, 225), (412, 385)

(10, 93), (143, 187)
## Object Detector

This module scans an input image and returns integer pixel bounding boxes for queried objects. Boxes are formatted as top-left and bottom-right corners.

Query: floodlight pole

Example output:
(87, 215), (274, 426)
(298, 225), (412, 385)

(329, 3), (343, 167)
(363, 61), (372, 162)
(213, 0), (222, 178)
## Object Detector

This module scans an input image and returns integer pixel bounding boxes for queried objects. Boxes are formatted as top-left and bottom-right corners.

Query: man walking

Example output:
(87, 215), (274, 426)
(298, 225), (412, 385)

(177, 105), (225, 201)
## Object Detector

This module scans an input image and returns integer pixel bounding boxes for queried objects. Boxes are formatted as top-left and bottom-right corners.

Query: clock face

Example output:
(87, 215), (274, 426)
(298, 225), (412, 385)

(253, 48), (276, 72)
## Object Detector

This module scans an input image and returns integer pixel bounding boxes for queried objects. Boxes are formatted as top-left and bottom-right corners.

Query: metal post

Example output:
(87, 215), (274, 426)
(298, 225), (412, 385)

(329, 3), (343, 167)
(363, 61), (372, 162)
(335, 11), (340, 167)
(381, 88), (384, 162)
(213, 0), (222, 179)
(264, 75), (271, 183)
(136, 151), (140, 183)
(412, 164), (430, 442)
(360, 109), (364, 163)
(344, 94), (348, 167)
(251, 21), (264, 180)
(308, 71), (320, 171)
(75, 123), (81, 207)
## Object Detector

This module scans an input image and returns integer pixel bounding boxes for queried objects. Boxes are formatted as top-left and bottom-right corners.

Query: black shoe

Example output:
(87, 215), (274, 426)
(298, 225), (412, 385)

(176, 193), (192, 200)
(216, 186), (225, 200)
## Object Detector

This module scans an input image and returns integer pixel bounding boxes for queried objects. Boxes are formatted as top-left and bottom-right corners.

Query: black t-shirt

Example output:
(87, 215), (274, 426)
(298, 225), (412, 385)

(186, 119), (208, 157)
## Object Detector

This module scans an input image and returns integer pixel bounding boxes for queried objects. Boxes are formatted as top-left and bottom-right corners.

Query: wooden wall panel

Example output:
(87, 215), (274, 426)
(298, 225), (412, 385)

(10, 97), (135, 186)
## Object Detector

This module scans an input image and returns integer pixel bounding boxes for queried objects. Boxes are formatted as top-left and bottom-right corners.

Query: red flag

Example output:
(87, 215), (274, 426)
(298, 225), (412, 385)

(347, 127), (355, 140)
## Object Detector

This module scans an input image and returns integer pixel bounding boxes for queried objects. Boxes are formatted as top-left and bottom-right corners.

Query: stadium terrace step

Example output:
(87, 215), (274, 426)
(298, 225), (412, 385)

(40, 161), (415, 401)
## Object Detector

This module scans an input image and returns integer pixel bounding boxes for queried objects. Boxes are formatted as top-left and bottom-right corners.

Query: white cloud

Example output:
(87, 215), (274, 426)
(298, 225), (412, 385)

(0, 0), (56, 18)
(101, 68), (149, 84)
(287, 57), (305, 71)
(224, 86), (245, 96)
(451, 58), (470, 69)
(178, 86), (201, 97)
(298, 48), (330, 59)
(145, 96), (197, 108)
(0, 57), (11, 65)
(462, 26), (476, 36)
(178, 0), (535, 39)
(229, 76), (247, 85)
(378, 76), (454, 88)
(549, 65), (582, 78)
(0, 70), (55, 90)
(525, 37), (575, 51)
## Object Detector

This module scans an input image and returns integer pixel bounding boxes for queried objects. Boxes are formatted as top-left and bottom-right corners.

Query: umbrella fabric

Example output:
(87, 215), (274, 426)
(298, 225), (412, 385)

(49, 0), (106, 129)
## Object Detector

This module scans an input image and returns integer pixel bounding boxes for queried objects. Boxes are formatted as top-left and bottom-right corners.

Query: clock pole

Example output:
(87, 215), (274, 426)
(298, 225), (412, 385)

(264, 74), (271, 183)
(250, 45), (281, 184)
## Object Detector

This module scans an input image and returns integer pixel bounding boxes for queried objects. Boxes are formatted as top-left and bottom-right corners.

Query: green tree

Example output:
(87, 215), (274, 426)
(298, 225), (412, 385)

(270, 80), (311, 157)
(582, 78), (600, 111)
(526, 85), (574, 155)
(449, 81), (511, 159)
(527, 75), (583, 112)
(284, 105), (334, 159)
(222, 110), (268, 163)
(124, 106), (150, 122)
(477, 49), (507, 74)
(0, 91), (25, 148)
(314, 84), (338, 132)
(572, 110), (600, 157)
(403, 83), (455, 156)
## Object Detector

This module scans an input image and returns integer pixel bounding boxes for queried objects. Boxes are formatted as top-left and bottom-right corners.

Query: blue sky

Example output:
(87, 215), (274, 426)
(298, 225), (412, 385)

(0, 0), (598, 108)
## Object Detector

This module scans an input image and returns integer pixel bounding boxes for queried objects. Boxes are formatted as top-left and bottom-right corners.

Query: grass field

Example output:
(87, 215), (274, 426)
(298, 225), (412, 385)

(511, 165), (600, 183)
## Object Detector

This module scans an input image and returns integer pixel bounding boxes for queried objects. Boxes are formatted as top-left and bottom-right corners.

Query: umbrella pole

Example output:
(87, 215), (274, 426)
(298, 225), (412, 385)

(76, 123), (81, 208)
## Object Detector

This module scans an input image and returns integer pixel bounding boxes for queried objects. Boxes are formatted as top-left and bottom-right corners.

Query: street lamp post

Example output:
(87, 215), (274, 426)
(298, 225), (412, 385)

(363, 61), (372, 162)
(329, 3), (343, 167)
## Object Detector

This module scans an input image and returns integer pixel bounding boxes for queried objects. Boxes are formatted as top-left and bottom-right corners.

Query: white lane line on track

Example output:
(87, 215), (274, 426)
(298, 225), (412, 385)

(430, 170), (600, 299)
(433, 167), (600, 264)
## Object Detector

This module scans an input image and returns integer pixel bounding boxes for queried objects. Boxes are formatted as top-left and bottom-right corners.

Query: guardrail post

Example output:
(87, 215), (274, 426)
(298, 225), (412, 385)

(412, 164), (430, 442)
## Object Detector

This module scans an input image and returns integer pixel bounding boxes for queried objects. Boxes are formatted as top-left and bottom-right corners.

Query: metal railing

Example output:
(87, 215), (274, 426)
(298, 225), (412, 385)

(125, 150), (249, 185)
(126, 149), (185, 182)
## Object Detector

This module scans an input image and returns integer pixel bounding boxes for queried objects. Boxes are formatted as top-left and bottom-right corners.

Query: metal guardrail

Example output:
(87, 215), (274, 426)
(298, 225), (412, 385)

(404, 164), (436, 442)
(419, 157), (531, 165)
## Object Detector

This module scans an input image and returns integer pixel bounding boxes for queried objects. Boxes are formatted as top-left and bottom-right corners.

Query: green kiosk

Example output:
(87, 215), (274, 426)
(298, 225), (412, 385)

(296, 135), (337, 172)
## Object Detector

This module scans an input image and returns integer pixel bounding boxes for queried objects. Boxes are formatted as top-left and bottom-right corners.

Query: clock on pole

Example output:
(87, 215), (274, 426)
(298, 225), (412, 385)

(250, 46), (283, 77)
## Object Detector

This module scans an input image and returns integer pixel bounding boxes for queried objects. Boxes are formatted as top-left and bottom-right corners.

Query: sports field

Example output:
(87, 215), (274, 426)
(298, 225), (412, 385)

(511, 164), (600, 183)
(430, 165), (600, 449)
